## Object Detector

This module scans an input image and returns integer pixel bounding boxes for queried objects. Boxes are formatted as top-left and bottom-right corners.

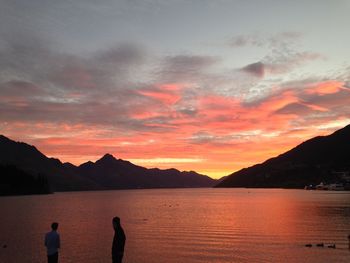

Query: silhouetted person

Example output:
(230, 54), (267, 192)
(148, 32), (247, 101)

(112, 217), (126, 263)
(45, 222), (60, 263)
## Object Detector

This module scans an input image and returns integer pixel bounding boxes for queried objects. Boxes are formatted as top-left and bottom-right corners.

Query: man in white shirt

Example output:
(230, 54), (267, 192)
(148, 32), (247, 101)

(44, 222), (60, 263)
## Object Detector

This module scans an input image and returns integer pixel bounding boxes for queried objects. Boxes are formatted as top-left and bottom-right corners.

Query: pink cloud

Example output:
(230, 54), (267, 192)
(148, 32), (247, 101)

(137, 84), (182, 105)
(1, 34), (349, 178)
(305, 81), (345, 95)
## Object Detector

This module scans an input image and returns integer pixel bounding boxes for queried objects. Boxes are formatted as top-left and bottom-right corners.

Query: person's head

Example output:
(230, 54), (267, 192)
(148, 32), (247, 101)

(112, 217), (121, 230)
(51, 222), (59, 231)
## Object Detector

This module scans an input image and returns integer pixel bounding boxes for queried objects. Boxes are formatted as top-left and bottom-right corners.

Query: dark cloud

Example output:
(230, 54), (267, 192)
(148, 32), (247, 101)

(0, 80), (45, 97)
(241, 62), (265, 78)
(233, 32), (321, 79)
(230, 36), (248, 47)
(49, 44), (145, 92)
(176, 107), (198, 117)
(0, 24), (346, 139)
(155, 54), (256, 100)
(0, 30), (231, 135)
(230, 35), (263, 48)
(230, 31), (302, 48)
(93, 44), (144, 66)
(264, 51), (323, 74)
(0, 33), (155, 130)
(158, 55), (219, 83)
(266, 31), (303, 50)
(240, 51), (322, 81)
(275, 103), (315, 115)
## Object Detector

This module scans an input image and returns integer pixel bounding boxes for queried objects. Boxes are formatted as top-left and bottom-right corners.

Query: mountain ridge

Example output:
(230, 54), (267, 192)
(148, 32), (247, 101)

(216, 124), (350, 188)
(0, 135), (216, 193)
(77, 152), (215, 189)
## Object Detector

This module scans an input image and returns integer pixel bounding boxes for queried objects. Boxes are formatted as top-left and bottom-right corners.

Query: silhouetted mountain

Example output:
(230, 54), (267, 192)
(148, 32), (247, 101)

(0, 164), (51, 195)
(0, 135), (215, 193)
(77, 153), (216, 189)
(0, 135), (103, 192)
(216, 124), (350, 188)
(216, 175), (229, 183)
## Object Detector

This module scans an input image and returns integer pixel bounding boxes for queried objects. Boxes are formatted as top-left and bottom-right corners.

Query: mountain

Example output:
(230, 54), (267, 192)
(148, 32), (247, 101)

(0, 135), (100, 192)
(0, 164), (51, 195)
(77, 153), (215, 189)
(216, 124), (350, 188)
(0, 135), (216, 193)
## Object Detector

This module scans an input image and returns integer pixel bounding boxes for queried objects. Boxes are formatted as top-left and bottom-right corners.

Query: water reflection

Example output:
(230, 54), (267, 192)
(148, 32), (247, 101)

(0, 189), (349, 263)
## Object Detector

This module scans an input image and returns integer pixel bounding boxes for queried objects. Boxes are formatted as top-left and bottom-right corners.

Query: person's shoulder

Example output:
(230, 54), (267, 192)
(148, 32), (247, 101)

(45, 232), (51, 240)
(46, 231), (58, 236)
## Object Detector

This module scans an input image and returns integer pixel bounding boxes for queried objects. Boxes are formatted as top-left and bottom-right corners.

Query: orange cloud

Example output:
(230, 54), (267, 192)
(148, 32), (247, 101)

(137, 83), (183, 105)
(2, 79), (350, 179)
(2, 31), (349, 180)
(259, 90), (299, 112)
(305, 81), (345, 95)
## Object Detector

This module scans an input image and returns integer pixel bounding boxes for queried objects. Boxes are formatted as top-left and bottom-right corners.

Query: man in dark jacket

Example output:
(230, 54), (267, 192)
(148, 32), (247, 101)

(112, 217), (126, 263)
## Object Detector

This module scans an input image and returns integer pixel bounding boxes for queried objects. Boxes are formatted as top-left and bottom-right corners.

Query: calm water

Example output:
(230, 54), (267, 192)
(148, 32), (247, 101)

(0, 188), (349, 263)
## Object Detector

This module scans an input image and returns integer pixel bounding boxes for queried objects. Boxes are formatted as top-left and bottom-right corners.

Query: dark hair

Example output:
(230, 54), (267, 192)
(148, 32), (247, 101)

(113, 217), (120, 224)
(51, 222), (59, 230)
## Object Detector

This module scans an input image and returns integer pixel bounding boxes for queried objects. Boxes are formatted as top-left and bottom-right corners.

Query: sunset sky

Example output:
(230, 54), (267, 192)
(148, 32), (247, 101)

(1, 0), (350, 178)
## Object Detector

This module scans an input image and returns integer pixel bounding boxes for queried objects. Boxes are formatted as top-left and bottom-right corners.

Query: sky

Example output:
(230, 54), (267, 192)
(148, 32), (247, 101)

(1, 0), (350, 178)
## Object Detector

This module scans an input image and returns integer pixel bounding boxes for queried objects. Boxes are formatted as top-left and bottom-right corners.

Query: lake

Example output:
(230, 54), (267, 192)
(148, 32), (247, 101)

(0, 189), (349, 263)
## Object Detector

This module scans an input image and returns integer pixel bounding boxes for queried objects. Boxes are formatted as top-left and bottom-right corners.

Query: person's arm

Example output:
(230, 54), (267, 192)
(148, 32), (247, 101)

(44, 234), (47, 247)
(57, 234), (60, 249)
(121, 229), (126, 247)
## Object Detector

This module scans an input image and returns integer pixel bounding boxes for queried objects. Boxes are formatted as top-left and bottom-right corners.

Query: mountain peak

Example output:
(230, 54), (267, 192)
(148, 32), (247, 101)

(99, 153), (117, 162)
